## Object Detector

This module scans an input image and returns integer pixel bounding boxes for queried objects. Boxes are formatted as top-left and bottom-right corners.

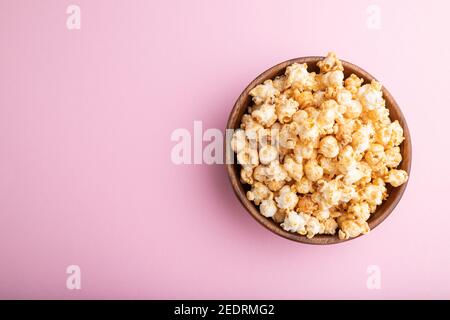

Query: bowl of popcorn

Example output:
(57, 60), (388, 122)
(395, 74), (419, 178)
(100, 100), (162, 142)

(226, 52), (411, 244)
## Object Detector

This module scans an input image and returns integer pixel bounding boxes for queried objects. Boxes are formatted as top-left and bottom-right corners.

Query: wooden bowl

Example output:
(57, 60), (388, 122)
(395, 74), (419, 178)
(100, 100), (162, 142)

(225, 56), (412, 245)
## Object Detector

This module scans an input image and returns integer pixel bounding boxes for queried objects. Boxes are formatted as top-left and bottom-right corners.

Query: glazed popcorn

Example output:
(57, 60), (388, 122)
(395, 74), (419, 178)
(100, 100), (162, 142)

(231, 52), (409, 239)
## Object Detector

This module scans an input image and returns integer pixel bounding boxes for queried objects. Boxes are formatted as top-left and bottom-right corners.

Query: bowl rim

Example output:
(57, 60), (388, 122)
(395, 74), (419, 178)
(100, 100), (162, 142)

(225, 56), (412, 245)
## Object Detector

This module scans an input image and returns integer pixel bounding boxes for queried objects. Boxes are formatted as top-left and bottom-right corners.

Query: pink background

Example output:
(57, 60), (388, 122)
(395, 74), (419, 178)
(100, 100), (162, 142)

(0, 0), (449, 299)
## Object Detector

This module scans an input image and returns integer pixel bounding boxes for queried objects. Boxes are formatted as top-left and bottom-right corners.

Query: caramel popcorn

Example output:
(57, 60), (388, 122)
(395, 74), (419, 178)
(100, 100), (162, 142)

(234, 52), (409, 240)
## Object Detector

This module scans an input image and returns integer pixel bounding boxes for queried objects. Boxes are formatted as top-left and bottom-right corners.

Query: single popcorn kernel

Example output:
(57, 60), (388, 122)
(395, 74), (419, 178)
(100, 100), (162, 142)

(305, 216), (323, 238)
(232, 52), (408, 240)
(259, 145), (278, 165)
(285, 63), (317, 90)
(364, 144), (385, 167)
(344, 74), (364, 95)
(385, 147), (402, 168)
(323, 218), (338, 235)
(295, 177), (314, 194)
(281, 211), (307, 233)
(283, 156), (304, 181)
(385, 169), (408, 187)
(317, 52), (344, 73)
(338, 214), (370, 240)
(260, 199), (278, 218)
(240, 166), (254, 185)
(249, 79), (280, 105)
(344, 100), (362, 119)
(275, 185), (299, 210)
(296, 195), (318, 214)
(246, 182), (272, 205)
(279, 122), (299, 149)
(304, 159), (324, 182)
(294, 90), (315, 109)
(276, 96), (299, 124)
(251, 103), (277, 127)
(237, 147), (259, 167)
(319, 135), (340, 158)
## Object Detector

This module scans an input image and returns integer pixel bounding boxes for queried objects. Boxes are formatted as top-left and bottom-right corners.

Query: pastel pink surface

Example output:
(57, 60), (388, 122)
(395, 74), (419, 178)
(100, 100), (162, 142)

(0, 0), (449, 299)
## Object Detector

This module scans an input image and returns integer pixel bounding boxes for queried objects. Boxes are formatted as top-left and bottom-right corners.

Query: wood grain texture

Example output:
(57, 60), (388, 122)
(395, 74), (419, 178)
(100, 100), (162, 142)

(225, 56), (412, 245)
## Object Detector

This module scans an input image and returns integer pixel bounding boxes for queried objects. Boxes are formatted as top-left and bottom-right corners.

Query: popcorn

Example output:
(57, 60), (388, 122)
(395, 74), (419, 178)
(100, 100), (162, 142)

(319, 135), (340, 158)
(357, 80), (384, 111)
(297, 116), (320, 142)
(279, 122), (299, 149)
(240, 166), (254, 185)
(357, 161), (372, 185)
(249, 79), (280, 105)
(374, 125), (392, 146)
(293, 90), (315, 109)
(294, 142), (316, 160)
(313, 91), (326, 107)
(314, 208), (331, 220)
(283, 156), (304, 181)
(265, 160), (288, 182)
(335, 118), (355, 145)
(285, 63), (317, 90)
(281, 211), (307, 233)
(385, 169), (408, 187)
(389, 120), (405, 147)
(318, 155), (338, 177)
(296, 195), (318, 214)
(338, 214), (370, 239)
(272, 76), (286, 92)
(260, 199), (278, 218)
(292, 109), (308, 124)
(343, 164), (364, 185)
(241, 114), (263, 141)
(275, 186), (299, 210)
(322, 218), (338, 234)
(348, 202), (371, 221)
(361, 182), (386, 206)
(385, 147), (402, 168)
(338, 145), (356, 173)
(231, 129), (247, 153)
(295, 177), (314, 194)
(316, 178), (343, 208)
(366, 107), (390, 124)
(253, 165), (267, 182)
(344, 74), (364, 95)
(257, 128), (277, 147)
(276, 96), (299, 124)
(320, 70), (345, 88)
(339, 182), (357, 203)
(251, 103), (277, 127)
(232, 52), (408, 239)
(246, 182), (272, 205)
(317, 52), (344, 73)
(304, 159), (324, 182)
(305, 216), (323, 238)
(351, 124), (374, 154)
(259, 145), (279, 165)
(266, 180), (286, 192)
(336, 88), (353, 106)
(318, 100), (339, 133)
(237, 147), (259, 167)
(364, 143), (385, 168)
(344, 100), (362, 119)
